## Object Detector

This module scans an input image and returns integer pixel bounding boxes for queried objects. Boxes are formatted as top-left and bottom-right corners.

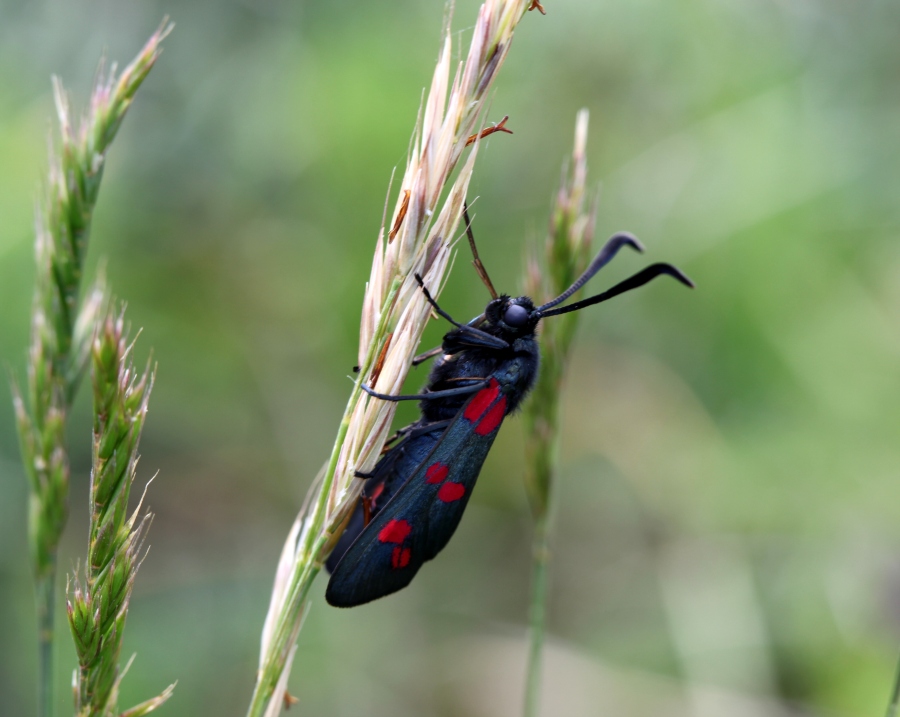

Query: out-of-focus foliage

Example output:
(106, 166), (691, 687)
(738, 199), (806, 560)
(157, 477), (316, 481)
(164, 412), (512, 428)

(1, 0), (898, 715)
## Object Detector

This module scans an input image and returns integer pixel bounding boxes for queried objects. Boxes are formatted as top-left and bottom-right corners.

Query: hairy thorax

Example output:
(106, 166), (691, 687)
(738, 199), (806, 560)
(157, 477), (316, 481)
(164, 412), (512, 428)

(419, 334), (539, 422)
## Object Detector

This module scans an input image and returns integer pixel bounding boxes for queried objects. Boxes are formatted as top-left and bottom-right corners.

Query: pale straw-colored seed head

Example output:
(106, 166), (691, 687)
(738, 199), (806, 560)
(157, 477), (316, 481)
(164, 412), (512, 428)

(253, 2), (536, 713)
(326, 0), (533, 532)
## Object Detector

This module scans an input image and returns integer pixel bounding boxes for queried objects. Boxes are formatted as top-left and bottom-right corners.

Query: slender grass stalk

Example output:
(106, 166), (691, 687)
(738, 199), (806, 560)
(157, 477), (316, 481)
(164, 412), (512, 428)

(249, 2), (538, 714)
(521, 110), (597, 717)
(886, 649), (900, 717)
(11, 24), (170, 717)
(67, 309), (175, 717)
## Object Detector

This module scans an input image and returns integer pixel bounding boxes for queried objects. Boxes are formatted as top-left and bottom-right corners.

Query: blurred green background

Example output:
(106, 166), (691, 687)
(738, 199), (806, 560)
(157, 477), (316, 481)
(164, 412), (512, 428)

(2, 0), (899, 715)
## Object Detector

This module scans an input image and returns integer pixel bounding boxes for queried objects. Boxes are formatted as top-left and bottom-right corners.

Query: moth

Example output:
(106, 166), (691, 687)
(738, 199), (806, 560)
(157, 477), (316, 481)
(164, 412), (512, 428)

(326, 211), (692, 607)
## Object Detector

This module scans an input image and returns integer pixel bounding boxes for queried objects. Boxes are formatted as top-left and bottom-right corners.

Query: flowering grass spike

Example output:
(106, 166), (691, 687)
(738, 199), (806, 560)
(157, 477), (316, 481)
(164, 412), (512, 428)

(67, 309), (174, 717)
(12, 23), (170, 717)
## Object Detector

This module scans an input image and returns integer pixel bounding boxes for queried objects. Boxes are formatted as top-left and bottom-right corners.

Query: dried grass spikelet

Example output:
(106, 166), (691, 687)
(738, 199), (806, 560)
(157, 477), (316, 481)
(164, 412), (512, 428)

(250, 1), (536, 714)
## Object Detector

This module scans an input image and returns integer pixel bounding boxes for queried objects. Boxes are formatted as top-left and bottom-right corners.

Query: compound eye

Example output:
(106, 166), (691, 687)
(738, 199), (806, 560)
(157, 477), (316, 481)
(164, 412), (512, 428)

(504, 304), (529, 328)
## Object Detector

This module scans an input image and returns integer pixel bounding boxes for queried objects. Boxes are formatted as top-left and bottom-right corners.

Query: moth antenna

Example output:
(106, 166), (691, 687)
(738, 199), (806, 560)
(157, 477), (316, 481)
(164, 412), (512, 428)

(463, 202), (498, 299)
(539, 263), (694, 318)
(536, 232), (644, 312)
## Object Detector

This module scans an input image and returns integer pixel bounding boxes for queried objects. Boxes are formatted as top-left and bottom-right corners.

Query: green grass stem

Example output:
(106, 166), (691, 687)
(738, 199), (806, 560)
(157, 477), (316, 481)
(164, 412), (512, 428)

(521, 109), (597, 717)
(886, 649), (900, 717)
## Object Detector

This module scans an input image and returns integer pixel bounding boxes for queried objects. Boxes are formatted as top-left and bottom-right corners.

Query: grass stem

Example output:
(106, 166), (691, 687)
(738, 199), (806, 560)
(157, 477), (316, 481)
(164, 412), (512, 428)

(523, 510), (551, 717)
(36, 572), (55, 717)
(885, 649), (900, 717)
(521, 109), (597, 717)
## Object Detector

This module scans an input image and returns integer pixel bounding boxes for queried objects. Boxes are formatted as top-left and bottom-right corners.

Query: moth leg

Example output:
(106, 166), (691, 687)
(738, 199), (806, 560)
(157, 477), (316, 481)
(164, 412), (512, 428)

(442, 330), (512, 353)
(453, 329), (509, 350)
(401, 419), (452, 440)
(353, 419), (451, 523)
(381, 419), (452, 450)
(381, 421), (422, 449)
(355, 444), (404, 481)
(361, 477), (390, 526)
(412, 346), (443, 366)
(357, 439), (407, 480)
(413, 272), (464, 326)
(360, 380), (489, 402)
(413, 273), (510, 350)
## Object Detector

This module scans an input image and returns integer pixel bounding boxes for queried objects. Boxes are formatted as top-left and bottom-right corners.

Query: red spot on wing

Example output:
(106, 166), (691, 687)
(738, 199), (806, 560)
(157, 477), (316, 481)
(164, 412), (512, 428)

(425, 462), (449, 484)
(474, 395), (507, 436)
(463, 379), (500, 423)
(391, 546), (411, 569)
(378, 519), (411, 544)
(437, 482), (466, 502)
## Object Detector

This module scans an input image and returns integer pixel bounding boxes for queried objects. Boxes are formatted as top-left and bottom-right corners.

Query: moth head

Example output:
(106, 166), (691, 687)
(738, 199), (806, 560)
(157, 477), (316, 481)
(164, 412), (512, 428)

(485, 295), (538, 335)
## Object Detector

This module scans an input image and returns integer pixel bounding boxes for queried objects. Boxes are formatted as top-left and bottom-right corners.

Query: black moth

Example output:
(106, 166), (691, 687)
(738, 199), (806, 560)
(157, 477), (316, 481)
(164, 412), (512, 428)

(325, 210), (693, 607)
